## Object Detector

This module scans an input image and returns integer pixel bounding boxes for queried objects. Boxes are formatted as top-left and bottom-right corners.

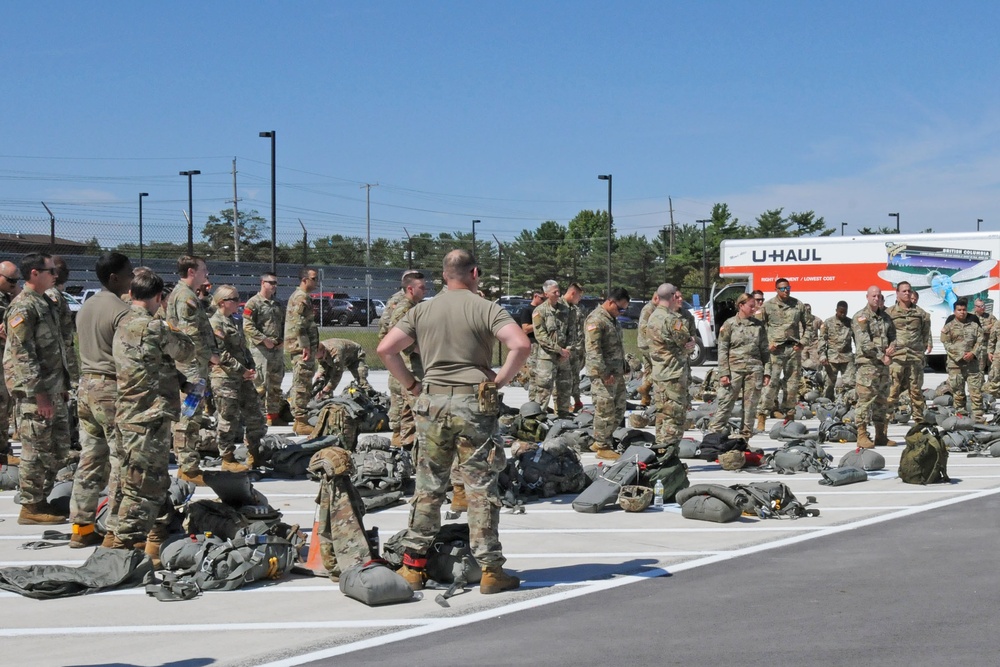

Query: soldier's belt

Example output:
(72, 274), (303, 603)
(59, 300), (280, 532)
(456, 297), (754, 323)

(423, 384), (477, 395)
(82, 372), (116, 380)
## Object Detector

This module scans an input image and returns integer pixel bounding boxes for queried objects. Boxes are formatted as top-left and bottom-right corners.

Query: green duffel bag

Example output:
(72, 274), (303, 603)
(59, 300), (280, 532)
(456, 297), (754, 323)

(680, 495), (742, 523)
(339, 560), (419, 606)
(819, 467), (868, 486)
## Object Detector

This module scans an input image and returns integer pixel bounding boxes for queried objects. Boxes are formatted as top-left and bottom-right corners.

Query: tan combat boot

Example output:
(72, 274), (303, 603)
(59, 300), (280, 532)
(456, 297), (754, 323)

(177, 468), (206, 486)
(756, 414), (767, 433)
(69, 523), (102, 548)
(245, 441), (261, 470)
(101, 532), (117, 548)
(399, 553), (428, 591)
(874, 423), (896, 447)
(17, 503), (68, 525)
(637, 381), (652, 407)
(221, 453), (250, 473)
(293, 420), (314, 437)
(450, 484), (468, 513)
(856, 425), (875, 449)
(480, 566), (521, 594)
(144, 526), (168, 569)
(2, 453), (20, 466)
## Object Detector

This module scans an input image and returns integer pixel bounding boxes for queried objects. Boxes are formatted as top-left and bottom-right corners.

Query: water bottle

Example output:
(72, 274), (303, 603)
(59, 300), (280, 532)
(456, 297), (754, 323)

(181, 378), (206, 418)
(653, 479), (664, 508)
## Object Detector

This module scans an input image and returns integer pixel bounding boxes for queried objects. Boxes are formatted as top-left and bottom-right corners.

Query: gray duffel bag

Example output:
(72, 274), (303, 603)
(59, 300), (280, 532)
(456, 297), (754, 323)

(839, 448), (885, 471)
(819, 467), (868, 486)
(676, 484), (745, 523)
(339, 561), (419, 606)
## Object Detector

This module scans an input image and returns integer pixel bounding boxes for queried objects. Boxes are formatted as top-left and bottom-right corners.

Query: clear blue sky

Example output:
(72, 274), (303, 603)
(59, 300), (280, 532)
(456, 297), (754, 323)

(3, 1), (1000, 249)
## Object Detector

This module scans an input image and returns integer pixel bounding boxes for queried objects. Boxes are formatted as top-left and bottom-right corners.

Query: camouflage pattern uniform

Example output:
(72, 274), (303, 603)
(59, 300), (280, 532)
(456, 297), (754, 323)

(708, 315), (769, 435)
(584, 306), (626, 449)
(646, 305), (691, 446)
(210, 309), (266, 459)
(979, 311), (996, 371)
(284, 286), (319, 422)
(887, 302), (931, 417)
(818, 314), (856, 403)
(800, 308), (824, 371)
(941, 314), (985, 420)
(3, 285), (71, 507)
(757, 295), (812, 417)
(532, 298), (575, 416)
(0, 291), (13, 460)
(308, 448), (373, 578)
(318, 338), (372, 396)
(242, 291), (285, 416)
(378, 291), (422, 448)
(636, 300), (656, 385)
(45, 287), (80, 390)
(568, 301), (585, 406)
(852, 303), (896, 430)
(165, 281), (217, 472)
(113, 305), (194, 545)
(987, 319), (1000, 397)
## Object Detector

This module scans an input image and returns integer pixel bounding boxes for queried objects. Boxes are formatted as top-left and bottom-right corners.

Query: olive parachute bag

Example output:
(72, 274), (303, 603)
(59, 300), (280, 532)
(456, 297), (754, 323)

(899, 424), (950, 485)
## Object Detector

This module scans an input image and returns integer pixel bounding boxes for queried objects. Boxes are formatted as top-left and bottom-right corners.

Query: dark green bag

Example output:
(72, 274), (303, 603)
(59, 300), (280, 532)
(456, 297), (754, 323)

(899, 425), (950, 485)
(641, 444), (690, 503)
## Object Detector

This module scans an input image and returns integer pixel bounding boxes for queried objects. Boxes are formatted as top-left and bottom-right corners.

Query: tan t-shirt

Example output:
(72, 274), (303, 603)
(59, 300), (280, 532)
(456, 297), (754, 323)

(77, 289), (132, 376)
(395, 288), (513, 386)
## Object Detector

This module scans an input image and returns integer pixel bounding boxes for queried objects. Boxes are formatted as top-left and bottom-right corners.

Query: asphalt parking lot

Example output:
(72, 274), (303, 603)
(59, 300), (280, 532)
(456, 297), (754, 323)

(0, 367), (994, 667)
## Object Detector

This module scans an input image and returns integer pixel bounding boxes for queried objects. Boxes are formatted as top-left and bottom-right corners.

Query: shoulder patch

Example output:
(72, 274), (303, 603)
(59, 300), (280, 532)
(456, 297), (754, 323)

(857, 316), (867, 323)
(586, 323), (598, 331)
(185, 298), (198, 310)
(9, 314), (23, 328)
(214, 330), (225, 339)
(673, 320), (684, 331)
(243, 307), (253, 317)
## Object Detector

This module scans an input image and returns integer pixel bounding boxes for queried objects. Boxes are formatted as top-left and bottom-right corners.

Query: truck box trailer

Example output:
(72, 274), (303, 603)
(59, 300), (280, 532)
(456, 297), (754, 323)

(715, 232), (1000, 357)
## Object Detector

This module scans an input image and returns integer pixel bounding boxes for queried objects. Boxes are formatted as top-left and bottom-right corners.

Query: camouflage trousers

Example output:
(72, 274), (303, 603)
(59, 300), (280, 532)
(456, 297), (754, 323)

(854, 363), (891, 427)
(250, 345), (285, 415)
(524, 343), (539, 401)
(322, 359), (372, 396)
(212, 376), (267, 457)
(172, 364), (210, 474)
(0, 366), (10, 457)
(888, 358), (926, 416)
(653, 375), (688, 447)
(988, 362), (1000, 400)
(387, 356), (422, 449)
(400, 392), (506, 568)
(15, 394), (71, 506)
(316, 474), (373, 578)
(115, 417), (172, 544)
(289, 352), (317, 421)
(570, 352), (584, 403)
(949, 361), (984, 419)
(823, 361), (855, 403)
(708, 366), (764, 435)
(69, 375), (119, 525)
(534, 353), (573, 416)
(590, 375), (627, 448)
(758, 348), (802, 416)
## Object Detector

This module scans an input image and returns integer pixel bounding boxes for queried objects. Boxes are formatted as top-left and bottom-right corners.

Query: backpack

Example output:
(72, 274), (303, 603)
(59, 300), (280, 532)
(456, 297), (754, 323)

(311, 401), (360, 448)
(728, 481), (820, 518)
(696, 432), (747, 461)
(514, 439), (588, 498)
(641, 444), (690, 503)
(818, 419), (858, 443)
(383, 523), (482, 589)
(351, 435), (413, 493)
(269, 435), (345, 478)
(899, 425), (950, 485)
(766, 440), (832, 474)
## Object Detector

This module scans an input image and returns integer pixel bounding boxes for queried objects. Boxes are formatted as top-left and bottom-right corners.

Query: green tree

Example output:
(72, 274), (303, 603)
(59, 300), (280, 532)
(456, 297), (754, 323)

(754, 208), (791, 238)
(787, 210), (834, 237)
(200, 208), (266, 261)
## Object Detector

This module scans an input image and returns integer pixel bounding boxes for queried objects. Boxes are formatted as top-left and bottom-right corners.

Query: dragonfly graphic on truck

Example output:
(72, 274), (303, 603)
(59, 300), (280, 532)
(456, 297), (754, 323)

(876, 245), (999, 312)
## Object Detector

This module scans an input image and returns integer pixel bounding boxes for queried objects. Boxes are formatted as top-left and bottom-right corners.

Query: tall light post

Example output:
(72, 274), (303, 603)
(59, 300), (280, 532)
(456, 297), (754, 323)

(471, 219), (480, 259)
(841, 222), (847, 236)
(697, 219), (711, 301)
(178, 170), (200, 255)
(888, 212), (899, 233)
(978, 218), (984, 232)
(259, 131), (276, 273)
(139, 192), (149, 264)
(598, 174), (613, 297)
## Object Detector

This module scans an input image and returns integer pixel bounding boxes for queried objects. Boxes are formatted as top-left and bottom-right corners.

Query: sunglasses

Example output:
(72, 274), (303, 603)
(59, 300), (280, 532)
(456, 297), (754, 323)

(0, 274), (19, 282)
(263, 280), (277, 285)
(37, 267), (57, 275)
(776, 286), (790, 292)
(221, 297), (239, 302)
(754, 297), (764, 302)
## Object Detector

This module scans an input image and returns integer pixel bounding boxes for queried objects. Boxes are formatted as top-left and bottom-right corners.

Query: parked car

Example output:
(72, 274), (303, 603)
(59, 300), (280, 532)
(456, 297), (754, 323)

(311, 296), (353, 326)
(618, 298), (709, 365)
(62, 291), (83, 322)
(347, 298), (376, 326)
(373, 299), (386, 318)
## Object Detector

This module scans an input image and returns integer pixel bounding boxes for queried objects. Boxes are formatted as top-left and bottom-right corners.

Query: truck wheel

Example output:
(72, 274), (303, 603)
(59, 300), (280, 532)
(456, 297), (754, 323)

(689, 338), (707, 367)
(338, 314), (351, 327)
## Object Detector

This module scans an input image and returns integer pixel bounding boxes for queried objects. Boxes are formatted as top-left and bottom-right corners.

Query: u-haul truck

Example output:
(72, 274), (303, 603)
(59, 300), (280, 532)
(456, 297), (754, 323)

(715, 232), (1000, 357)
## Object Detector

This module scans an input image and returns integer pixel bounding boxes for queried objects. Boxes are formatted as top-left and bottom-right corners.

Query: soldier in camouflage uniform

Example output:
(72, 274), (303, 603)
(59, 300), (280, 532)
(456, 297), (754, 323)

(819, 301), (856, 403)
(853, 286), (897, 448)
(887, 282), (931, 420)
(0, 260), (21, 466)
(987, 307), (1000, 399)
(800, 304), (824, 371)
(563, 282), (586, 411)
(941, 297), (986, 421)
(45, 256), (79, 392)
(210, 285), (266, 472)
(584, 288), (631, 460)
(755, 279), (813, 430)
(4, 253), (71, 525)
(243, 272), (285, 425)
(647, 283), (695, 447)
(377, 270), (426, 448)
(516, 292), (544, 398)
(378, 249), (530, 595)
(112, 269), (194, 552)
(532, 280), (576, 417)
(164, 256), (219, 484)
(285, 267), (326, 436)
(635, 294), (659, 406)
(708, 293), (770, 437)
(316, 338), (372, 398)
(974, 298), (996, 377)
(68, 253), (133, 548)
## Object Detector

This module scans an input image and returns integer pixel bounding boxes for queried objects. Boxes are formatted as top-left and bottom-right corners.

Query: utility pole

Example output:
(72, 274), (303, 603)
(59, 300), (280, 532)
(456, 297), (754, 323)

(41, 202), (55, 249)
(660, 226), (669, 283)
(231, 158), (241, 262)
(361, 183), (378, 321)
(298, 219), (308, 266)
(403, 227), (413, 269)
(668, 196), (675, 256)
(493, 234), (503, 298)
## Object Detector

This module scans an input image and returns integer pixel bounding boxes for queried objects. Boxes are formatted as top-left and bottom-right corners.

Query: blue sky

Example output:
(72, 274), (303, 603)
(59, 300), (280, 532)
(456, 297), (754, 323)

(3, 1), (1000, 249)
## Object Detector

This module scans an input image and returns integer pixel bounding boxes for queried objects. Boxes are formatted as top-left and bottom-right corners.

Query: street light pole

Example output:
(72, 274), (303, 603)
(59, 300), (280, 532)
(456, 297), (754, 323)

(841, 222), (847, 236)
(259, 131), (276, 273)
(697, 219), (711, 301)
(493, 234), (503, 298)
(41, 202), (55, 249)
(598, 174), (613, 297)
(888, 212), (900, 233)
(472, 219), (480, 260)
(978, 218), (984, 232)
(139, 192), (149, 264)
(178, 170), (200, 255)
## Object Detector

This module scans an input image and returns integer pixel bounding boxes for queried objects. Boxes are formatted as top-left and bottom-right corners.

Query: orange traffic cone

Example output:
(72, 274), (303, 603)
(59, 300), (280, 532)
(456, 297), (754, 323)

(291, 504), (329, 577)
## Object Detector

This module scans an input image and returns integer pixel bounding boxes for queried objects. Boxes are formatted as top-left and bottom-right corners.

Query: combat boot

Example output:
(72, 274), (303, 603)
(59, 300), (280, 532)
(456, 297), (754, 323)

(1, 453), (20, 466)
(17, 503), (68, 525)
(450, 484), (468, 513)
(390, 431), (403, 448)
(69, 523), (102, 549)
(266, 413), (288, 427)
(637, 380), (652, 407)
(856, 426), (875, 449)
(245, 441), (261, 470)
(874, 423), (896, 447)
(144, 526), (168, 569)
(221, 453), (250, 473)
(399, 553), (428, 591)
(756, 414), (767, 433)
(480, 566), (520, 594)
(177, 468), (206, 486)
(293, 420), (314, 436)
(101, 532), (117, 548)
(595, 448), (620, 461)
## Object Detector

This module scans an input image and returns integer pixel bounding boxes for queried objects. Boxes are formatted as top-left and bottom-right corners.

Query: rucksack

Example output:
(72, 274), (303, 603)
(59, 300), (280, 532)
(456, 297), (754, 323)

(766, 440), (832, 474)
(641, 444), (690, 503)
(696, 432), (747, 461)
(899, 425), (950, 485)
(514, 439), (588, 498)
(351, 435), (413, 493)
(383, 523), (482, 592)
(311, 401), (360, 448)
(818, 419), (858, 443)
(728, 481), (820, 519)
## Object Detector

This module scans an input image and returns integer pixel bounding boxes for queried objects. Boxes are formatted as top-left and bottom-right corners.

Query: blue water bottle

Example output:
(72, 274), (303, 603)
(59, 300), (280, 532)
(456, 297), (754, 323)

(181, 378), (206, 418)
